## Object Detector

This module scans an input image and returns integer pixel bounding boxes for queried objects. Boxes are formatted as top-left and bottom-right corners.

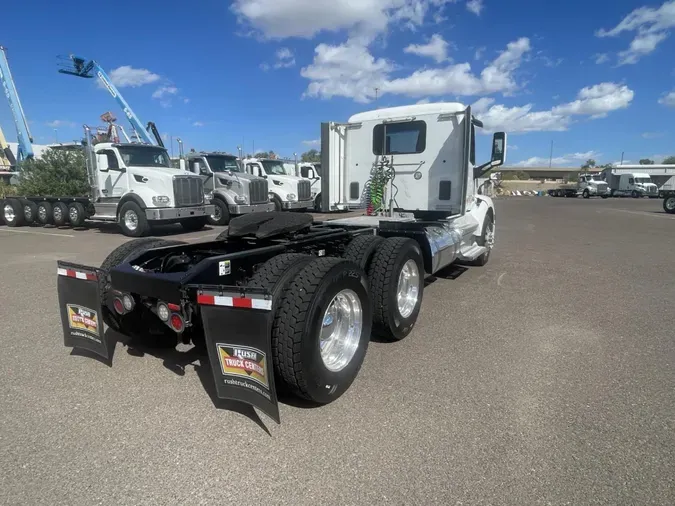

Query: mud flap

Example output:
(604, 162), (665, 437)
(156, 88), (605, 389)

(57, 261), (110, 360)
(192, 285), (280, 424)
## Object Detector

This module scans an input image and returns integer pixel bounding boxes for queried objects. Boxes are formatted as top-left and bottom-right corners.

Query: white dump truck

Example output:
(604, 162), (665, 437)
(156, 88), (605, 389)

(184, 152), (274, 226)
(55, 101), (505, 423)
(242, 157), (314, 211)
(1, 126), (213, 236)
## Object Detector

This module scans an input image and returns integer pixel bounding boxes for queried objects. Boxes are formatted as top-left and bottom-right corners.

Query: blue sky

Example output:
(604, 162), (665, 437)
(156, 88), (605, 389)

(1, 0), (675, 166)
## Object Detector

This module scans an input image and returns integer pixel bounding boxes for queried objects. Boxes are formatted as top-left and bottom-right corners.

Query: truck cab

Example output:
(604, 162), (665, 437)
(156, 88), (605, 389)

(243, 157), (314, 211)
(297, 162), (322, 210)
(578, 173), (610, 198)
(616, 172), (658, 198)
(185, 152), (274, 226)
(91, 142), (213, 235)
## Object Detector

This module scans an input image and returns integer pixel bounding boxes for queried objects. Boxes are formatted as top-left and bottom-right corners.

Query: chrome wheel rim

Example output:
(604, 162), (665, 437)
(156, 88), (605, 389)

(38, 206), (47, 220)
(124, 210), (138, 231)
(666, 197), (675, 210)
(212, 205), (221, 221)
(4, 204), (15, 222)
(319, 289), (363, 372)
(485, 221), (495, 249)
(397, 259), (420, 319)
(24, 206), (32, 220)
(53, 206), (62, 221)
(69, 207), (78, 221)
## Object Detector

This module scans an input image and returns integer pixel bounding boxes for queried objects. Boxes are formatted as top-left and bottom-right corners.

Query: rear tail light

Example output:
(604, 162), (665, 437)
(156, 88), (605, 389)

(113, 297), (125, 314)
(156, 302), (170, 321)
(122, 294), (135, 311)
(170, 313), (184, 332)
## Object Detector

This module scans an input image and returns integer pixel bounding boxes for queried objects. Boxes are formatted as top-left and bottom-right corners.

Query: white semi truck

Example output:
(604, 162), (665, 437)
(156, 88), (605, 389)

(548, 173), (610, 198)
(1, 126), (214, 236)
(604, 171), (658, 198)
(55, 101), (505, 423)
(184, 152), (274, 226)
(242, 157), (314, 211)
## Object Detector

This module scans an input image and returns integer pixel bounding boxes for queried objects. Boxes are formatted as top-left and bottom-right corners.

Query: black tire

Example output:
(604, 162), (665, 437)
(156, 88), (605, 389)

(2, 198), (24, 227)
(271, 194), (283, 212)
(601, 195), (609, 199)
(180, 216), (208, 232)
(631, 190), (639, 199)
(556, 189), (564, 197)
(37, 201), (53, 225)
(663, 196), (675, 214)
(207, 198), (231, 226)
(52, 202), (69, 226)
(368, 237), (424, 341)
(582, 189), (590, 199)
(100, 238), (185, 335)
(610, 189), (616, 198)
(343, 234), (384, 270)
(68, 202), (87, 227)
(314, 193), (322, 212)
(470, 211), (494, 267)
(272, 257), (372, 403)
(20, 199), (38, 224)
(118, 201), (149, 237)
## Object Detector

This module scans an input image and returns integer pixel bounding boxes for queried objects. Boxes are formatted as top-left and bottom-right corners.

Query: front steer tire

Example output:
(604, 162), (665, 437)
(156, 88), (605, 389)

(368, 237), (424, 342)
(118, 201), (149, 237)
(271, 257), (372, 404)
(207, 198), (231, 226)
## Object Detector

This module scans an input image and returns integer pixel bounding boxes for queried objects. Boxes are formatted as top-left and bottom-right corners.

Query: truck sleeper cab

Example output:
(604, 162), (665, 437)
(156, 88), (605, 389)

(186, 153), (274, 226)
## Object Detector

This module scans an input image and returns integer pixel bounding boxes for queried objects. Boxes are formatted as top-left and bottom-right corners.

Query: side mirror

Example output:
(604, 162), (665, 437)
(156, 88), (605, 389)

(491, 132), (506, 166)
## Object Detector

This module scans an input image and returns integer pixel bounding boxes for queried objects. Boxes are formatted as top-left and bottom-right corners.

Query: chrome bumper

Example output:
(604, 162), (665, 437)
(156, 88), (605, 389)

(282, 200), (313, 210)
(228, 202), (276, 214)
(145, 205), (215, 221)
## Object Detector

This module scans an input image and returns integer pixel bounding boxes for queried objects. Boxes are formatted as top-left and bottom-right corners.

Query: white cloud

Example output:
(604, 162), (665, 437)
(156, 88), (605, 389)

(193, 121), (204, 127)
(260, 62), (271, 71)
(513, 151), (600, 168)
(46, 120), (76, 128)
(474, 46), (485, 60)
(596, 0), (675, 65)
(274, 47), (296, 68)
(642, 131), (664, 138)
(404, 34), (450, 63)
(471, 82), (634, 133)
(108, 66), (160, 87)
(594, 53), (609, 64)
(303, 37), (531, 102)
(302, 139), (320, 146)
(152, 86), (178, 99)
(231, 0), (456, 41)
(466, 0), (483, 16)
(416, 97), (431, 104)
(183, 98), (190, 104)
(658, 90), (675, 107)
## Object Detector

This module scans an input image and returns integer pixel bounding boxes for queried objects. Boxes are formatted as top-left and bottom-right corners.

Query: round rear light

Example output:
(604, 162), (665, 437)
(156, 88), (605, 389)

(157, 303), (170, 322)
(122, 294), (134, 311)
(170, 314), (184, 332)
(113, 298), (124, 314)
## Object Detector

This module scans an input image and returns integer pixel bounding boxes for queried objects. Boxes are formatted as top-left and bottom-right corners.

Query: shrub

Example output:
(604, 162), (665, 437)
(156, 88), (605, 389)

(16, 149), (89, 197)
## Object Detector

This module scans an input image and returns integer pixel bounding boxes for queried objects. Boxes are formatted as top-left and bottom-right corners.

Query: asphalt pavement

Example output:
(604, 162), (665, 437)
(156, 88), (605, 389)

(1, 198), (673, 505)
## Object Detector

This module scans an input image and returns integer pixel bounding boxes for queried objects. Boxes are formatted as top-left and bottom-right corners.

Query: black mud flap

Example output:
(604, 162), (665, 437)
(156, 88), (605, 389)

(57, 261), (110, 360)
(191, 285), (280, 424)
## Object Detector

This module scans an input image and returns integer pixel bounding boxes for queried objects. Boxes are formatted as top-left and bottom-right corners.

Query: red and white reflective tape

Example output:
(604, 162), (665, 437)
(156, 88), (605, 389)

(197, 293), (272, 311)
(57, 267), (97, 281)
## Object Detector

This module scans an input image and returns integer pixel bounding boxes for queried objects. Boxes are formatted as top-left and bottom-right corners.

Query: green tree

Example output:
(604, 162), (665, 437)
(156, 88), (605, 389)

(663, 156), (675, 165)
(639, 158), (655, 165)
(581, 159), (596, 169)
(254, 151), (270, 159)
(301, 149), (321, 163)
(501, 170), (529, 180)
(16, 148), (89, 197)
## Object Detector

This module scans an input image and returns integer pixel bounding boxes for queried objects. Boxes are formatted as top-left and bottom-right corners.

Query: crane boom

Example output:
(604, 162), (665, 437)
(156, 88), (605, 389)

(58, 55), (155, 146)
(0, 46), (34, 161)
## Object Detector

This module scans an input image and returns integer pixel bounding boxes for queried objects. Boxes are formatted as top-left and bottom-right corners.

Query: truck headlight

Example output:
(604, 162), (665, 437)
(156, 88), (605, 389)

(287, 193), (297, 201)
(235, 195), (248, 204)
(152, 195), (170, 205)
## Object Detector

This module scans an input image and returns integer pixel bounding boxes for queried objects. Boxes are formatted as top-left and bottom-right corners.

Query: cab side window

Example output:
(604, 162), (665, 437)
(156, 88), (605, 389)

(629, 178), (634, 184)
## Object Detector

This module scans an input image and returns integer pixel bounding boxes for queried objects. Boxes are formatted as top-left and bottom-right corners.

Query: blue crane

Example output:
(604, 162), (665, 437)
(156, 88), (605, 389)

(0, 45), (34, 161)
(58, 55), (160, 146)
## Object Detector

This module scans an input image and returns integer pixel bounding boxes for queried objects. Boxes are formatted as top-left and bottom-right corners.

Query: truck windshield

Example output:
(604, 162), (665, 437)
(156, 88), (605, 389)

(118, 146), (170, 167)
(261, 160), (289, 176)
(206, 156), (241, 172)
(635, 177), (651, 184)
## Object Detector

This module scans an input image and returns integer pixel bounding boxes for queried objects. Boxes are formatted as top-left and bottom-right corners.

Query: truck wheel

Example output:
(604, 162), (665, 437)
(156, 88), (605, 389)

(582, 189), (590, 199)
(601, 195), (609, 199)
(631, 190), (639, 199)
(100, 238), (185, 334)
(118, 201), (149, 237)
(37, 201), (53, 225)
(368, 237), (424, 341)
(343, 234), (384, 270)
(272, 194), (283, 212)
(68, 202), (87, 227)
(2, 198), (24, 227)
(610, 189), (616, 198)
(208, 198), (230, 226)
(52, 202), (69, 226)
(556, 189), (564, 197)
(21, 199), (38, 224)
(271, 257), (371, 403)
(180, 216), (208, 232)
(663, 196), (675, 214)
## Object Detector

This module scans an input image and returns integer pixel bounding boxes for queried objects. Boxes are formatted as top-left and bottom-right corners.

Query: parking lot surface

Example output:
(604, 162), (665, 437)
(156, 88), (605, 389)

(1, 198), (674, 505)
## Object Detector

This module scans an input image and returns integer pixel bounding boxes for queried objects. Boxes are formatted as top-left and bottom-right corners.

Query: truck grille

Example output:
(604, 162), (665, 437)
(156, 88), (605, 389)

(298, 180), (311, 201)
(173, 176), (204, 207)
(647, 186), (657, 194)
(249, 179), (269, 204)
(597, 182), (608, 191)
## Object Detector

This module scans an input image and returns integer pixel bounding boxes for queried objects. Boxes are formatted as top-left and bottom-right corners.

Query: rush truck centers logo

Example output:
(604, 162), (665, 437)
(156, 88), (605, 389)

(67, 304), (99, 335)
(216, 344), (269, 388)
